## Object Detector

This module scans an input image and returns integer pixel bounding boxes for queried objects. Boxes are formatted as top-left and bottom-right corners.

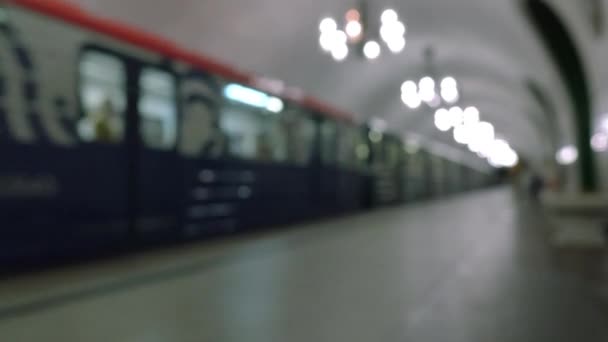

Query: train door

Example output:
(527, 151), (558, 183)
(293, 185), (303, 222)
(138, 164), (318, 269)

(370, 133), (402, 205)
(354, 126), (373, 210)
(131, 63), (182, 243)
(78, 47), (182, 245)
(318, 118), (339, 215)
(431, 155), (445, 197)
(67, 49), (132, 253)
(404, 148), (425, 202)
(0, 47), (135, 264)
(421, 150), (433, 199)
(386, 138), (404, 203)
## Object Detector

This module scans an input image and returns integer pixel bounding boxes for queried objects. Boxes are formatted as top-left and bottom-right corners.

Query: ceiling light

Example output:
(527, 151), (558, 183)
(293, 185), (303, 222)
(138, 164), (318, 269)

(335, 30), (347, 44)
(320, 17), (337, 33)
(453, 124), (470, 145)
(441, 86), (459, 103)
(381, 9), (399, 24)
(419, 87), (436, 103)
(419, 77), (435, 91)
(487, 139), (518, 168)
(331, 44), (349, 61)
(434, 108), (451, 132)
(463, 106), (480, 125)
(556, 145), (578, 165)
(419, 77), (436, 103)
(345, 20), (363, 39)
(401, 80), (417, 94)
(319, 32), (335, 51)
(380, 20), (405, 43)
(468, 140), (482, 153)
(489, 149), (519, 168)
(435, 120), (451, 132)
(503, 150), (519, 167)
(467, 121), (494, 154)
(320, 30), (347, 52)
(363, 40), (381, 60)
(591, 132), (608, 152)
(449, 106), (464, 127)
(440, 77), (457, 89)
(345, 9), (361, 22)
(428, 95), (441, 108)
(408, 97), (422, 109)
(319, 7), (406, 62)
(403, 93), (421, 109)
(475, 121), (495, 142)
(387, 36), (406, 53)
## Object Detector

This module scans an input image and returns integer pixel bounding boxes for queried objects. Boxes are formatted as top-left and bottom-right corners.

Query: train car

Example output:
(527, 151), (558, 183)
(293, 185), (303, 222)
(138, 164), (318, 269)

(0, 0), (375, 266)
(0, 0), (490, 268)
(369, 133), (403, 205)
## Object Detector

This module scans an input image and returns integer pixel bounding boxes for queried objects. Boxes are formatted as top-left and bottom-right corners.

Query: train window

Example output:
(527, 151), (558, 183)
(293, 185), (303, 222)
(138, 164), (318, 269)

(220, 96), (287, 162)
(283, 108), (316, 165)
(321, 121), (336, 165)
(354, 131), (370, 169)
(406, 151), (425, 179)
(370, 130), (385, 165)
(178, 74), (225, 158)
(386, 140), (402, 167)
(431, 155), (445, 188)
(336, 124), (353, 168)
(138, 68), (177, 150)
(221, 106), (258, 160)
(337, 124), (368, 169)
(78, 51), (127, 143)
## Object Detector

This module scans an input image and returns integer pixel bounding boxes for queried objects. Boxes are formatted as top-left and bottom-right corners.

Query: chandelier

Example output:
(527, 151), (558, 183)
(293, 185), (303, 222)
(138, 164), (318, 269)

(432, 102), (518, 168)
(318, 3), (407, 61)
(398, 50), (518, 167)
(400, 76), (460, 110)
(432, 101), (517, 167)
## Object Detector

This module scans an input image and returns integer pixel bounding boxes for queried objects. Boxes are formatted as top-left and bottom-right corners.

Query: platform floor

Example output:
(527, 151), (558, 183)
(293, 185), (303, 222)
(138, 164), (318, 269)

(0, 188), (607, 341)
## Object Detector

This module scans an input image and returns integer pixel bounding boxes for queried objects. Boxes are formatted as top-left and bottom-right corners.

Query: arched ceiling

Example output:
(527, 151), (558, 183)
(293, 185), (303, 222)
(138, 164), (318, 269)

(549, 0), (608, 125)
(67, 0), (598, 168)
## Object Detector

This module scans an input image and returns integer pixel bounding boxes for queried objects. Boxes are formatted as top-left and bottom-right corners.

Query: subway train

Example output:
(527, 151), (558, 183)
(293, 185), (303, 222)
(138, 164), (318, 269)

(0, 0), (494, 268)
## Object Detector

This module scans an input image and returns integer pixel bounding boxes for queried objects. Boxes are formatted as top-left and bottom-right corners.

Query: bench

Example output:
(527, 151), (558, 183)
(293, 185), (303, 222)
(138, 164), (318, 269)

(541, 192), (608, 249)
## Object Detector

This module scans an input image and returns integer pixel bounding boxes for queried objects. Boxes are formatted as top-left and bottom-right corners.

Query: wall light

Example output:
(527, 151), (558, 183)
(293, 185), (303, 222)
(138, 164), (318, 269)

(556, 145), (578, 165)
(591, 132), (608, 152)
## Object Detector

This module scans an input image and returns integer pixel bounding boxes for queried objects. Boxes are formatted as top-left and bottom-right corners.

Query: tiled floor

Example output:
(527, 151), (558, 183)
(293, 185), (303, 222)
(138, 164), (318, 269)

(0, 188), (606, 341)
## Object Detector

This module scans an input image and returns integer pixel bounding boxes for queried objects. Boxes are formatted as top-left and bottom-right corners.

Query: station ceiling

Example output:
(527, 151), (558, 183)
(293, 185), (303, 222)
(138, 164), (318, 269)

(68, 0), (608, 169)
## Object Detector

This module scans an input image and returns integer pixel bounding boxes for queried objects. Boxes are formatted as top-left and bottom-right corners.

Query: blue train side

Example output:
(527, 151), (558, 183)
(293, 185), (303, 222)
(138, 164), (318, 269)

(0, 1), (494, 269)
